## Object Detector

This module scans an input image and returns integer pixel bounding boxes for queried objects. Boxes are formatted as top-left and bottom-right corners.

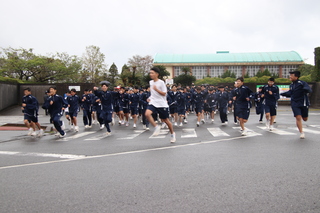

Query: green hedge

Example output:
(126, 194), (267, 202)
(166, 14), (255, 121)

(195, 75), (315, 85)
(0, 76), (24, 84)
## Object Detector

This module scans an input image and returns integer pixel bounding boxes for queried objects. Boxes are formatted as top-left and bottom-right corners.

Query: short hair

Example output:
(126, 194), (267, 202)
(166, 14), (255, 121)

(23, 87), (31, 91)
(49, 86), (57, 90)
(145, 85), (150, 90)
(150, 66), (160, 73)
(268, 77), (275, 82)
(236, 77), (244, 82)
(70, 88), (77, 93)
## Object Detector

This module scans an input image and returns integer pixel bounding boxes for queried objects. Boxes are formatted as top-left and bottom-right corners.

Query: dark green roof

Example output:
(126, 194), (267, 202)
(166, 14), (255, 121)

(154, 51), (303, 64)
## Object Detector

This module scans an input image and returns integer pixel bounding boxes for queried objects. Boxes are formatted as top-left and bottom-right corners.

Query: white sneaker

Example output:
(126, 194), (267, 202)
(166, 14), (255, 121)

(74, 126), (79, 132)
(197, 121), (200, 127)
(225, 121), (228, 124)
(146, 127), (150, 131)
(100, 124), (105, 130)
(266, 120), (270, 130)
(222, 122), (226, 126)
(152, 125), (161, 136)
(105, 131), (111, 136)
(133, 123), (136, 128)
(125, 122), (129, 127)
(70, 125), (74, 131)
(38, 129), (44, 137)
(241, 129), (247, 136)
(269, 125), (274, 131)
(259, 120), (263, 124)
(161, 123), (167, 129)
(112, 118), (115, 126)
(184, 119), (188, 124)
(59, 132), (66, 138)
(300, 132), (305, 139)
(88, 125), (92, 128)
(85, 125), (89, 129)
(31, 131), (37, 136)
(201, 119), (205, 124)
(170, 132), (176, 143)
(121, 120), (125, 125)
(93, 120), (97, 125)
(27, 128), (33, 136)
(143, 125), (146, 130)
(179, 123), (183, 127)
(174, 122), (178, 126)
(61, 121), (65, 130)
(211, 119), (214, 123)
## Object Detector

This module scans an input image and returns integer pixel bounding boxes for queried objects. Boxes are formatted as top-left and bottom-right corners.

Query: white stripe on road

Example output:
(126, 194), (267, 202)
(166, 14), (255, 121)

(117, 130), (145, 140)
(57, 131), (96, 141)
(0, 151), (86, 159)
(181, 128), (197, 138)
(309, 125), (320, 129)
(256, 126), (296, 135)
(288, 127), (320, 134)
(0, 134), (262, 170)
(207, 127), (230, 137)
(149, 129), (169, 139)
(233, 127), (262, 137)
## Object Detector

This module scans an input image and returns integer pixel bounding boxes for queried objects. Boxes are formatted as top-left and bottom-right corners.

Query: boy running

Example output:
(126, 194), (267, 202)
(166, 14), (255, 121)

(281, 70), (312, 139)
(145, 67), (176, 143)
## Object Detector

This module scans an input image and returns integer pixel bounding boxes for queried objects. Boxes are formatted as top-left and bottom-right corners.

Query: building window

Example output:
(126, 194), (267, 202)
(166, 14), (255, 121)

(282, 65), (298, 78)
(210, 66), (224, 77)
(264, 65), (279, 76)
(246, 66), (260, 77)
(228, 66), (242, 77)
(192, 66), (207, 79)
(174, 66), (182, 77)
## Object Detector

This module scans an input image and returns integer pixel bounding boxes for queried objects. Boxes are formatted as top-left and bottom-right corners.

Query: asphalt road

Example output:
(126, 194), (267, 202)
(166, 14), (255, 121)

(1, 106), (320, 213)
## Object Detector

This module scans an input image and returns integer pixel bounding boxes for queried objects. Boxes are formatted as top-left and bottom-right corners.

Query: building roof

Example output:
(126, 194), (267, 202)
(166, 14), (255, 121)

(153, 51), (304, 64)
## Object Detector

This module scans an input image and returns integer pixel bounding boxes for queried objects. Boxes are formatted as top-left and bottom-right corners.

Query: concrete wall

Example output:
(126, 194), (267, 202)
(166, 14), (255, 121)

(0, 82), (19, 111)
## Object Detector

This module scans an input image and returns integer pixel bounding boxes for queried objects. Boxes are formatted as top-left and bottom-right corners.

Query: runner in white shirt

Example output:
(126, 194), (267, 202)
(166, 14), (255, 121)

(145, 67), (176, 143)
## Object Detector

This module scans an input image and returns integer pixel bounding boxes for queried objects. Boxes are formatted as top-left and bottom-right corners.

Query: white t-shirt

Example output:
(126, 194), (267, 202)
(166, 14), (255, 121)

(149, 79), (168, 108)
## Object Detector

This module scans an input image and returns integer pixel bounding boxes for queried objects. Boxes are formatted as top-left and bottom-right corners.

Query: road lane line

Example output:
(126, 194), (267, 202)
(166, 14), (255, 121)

(0, 134), (261, 170)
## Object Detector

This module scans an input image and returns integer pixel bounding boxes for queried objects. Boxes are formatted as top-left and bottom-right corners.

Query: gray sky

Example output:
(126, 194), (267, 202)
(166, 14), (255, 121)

(1, 0), (319, 69)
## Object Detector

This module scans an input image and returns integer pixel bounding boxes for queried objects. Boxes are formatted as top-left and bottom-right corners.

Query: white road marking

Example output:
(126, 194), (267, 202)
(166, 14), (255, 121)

(207, 127), (230, 137)
(149, 129), (169, 139)
(232, 127), (262, 137)
(0, 135), (260, 170)
(0, 151), (86, 159)
(57, 131), (96, 141)
(117, 130), (145, 140)
(257, 126), (296, 135)
(309, 125), (320, 129)
(289, 127), (320, 134)
(181, 128), (197, 138)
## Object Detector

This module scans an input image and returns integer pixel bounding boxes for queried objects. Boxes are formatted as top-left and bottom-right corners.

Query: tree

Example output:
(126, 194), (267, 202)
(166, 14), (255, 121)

(256, 69), (271, 78)
(312, 47), (320, 82)
(107, 63), (118, 87)
(142, 65), (170, 85)
(297, 63), (314, 77)
(221, 70), (236, 78)
(173, 67), (196, 86)
(127, 55), (153, 76)
(82, 45), (108, 84)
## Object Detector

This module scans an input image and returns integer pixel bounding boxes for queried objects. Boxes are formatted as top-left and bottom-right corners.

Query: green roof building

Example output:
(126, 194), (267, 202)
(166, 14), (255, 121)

(153, 51), (304, 79)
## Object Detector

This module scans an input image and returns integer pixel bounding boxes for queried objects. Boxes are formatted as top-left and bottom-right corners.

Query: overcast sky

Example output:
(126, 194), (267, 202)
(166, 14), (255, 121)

(1, 0), (319, 69)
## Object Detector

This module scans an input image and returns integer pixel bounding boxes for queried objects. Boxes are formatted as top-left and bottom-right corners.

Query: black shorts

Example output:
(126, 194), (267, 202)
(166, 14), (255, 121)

(264, 104), (277, 116)
(292, 106), (309, 118)
(237, 108), (250, 120)
(24, 114), (38, 123)
(69, 111), (78, 118)
(195, 107), (203, 114)
(147, 105), (169, 119)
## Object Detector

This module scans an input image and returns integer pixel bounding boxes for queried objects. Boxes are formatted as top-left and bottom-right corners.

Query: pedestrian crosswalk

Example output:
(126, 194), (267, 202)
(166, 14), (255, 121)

(48, 124), (320, 142)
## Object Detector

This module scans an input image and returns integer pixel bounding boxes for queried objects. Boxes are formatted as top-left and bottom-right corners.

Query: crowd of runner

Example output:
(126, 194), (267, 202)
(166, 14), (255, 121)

(21, 69), (312, 142)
